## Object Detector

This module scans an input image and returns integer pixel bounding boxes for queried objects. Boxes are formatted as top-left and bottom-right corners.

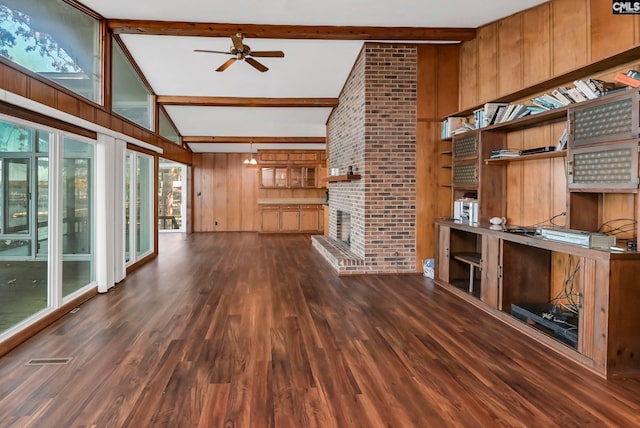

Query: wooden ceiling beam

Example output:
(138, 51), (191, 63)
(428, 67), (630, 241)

(107, 21), (476, 41)
(157, 96), (338, 107)
(184, 136), (326, 144)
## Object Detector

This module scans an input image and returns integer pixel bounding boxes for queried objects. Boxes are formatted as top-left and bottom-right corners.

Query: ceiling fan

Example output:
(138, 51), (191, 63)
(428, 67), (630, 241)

(194, 33), (285, 72)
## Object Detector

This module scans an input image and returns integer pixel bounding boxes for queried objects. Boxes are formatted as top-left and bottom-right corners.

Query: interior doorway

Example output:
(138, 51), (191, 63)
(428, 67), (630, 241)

(158, 159), (186, 233)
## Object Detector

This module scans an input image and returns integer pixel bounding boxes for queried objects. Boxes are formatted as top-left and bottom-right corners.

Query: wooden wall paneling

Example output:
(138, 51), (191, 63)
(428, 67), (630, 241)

(601, 194), (637, 240)
(551, 121), (568, 223)
(416, 120), (438, 266)
(242, 164), (259, 231)
(477, 23), (498, 104)
(436, 45), (460, 118)
(212, 154), (228, 231)
(552, 0), (590, 76)
(590, 0), (635, 60)
(522, 2), (552, 86)
(458, 39), (478, 112)
(225, 154), (243, 231)
(523, 160), (553, 226)
(95, 109), (111, 129)
(0, 61), (28, 96)
(28, 78), (56, 107)
(56, 91), (80, 118)
(195, 154), (216, 232)
(192, 154), (203, 231)
(505, 130), (524, 226)
(497, 13), (523, 97)
(417, 45), (437, 120)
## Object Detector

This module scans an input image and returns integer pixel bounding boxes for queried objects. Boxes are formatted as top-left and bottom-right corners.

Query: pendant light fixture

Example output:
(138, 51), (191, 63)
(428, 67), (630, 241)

(243, 140), (257, 165)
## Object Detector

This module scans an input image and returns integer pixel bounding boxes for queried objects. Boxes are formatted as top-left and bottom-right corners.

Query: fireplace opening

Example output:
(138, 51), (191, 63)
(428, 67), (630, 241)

(336, 211), (351, 245)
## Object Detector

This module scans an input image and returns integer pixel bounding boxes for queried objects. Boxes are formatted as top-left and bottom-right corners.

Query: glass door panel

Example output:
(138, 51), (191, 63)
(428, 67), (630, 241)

(62, 138), (95, 298)
(4, 159), (29, 236)
(136, 155), (152, 257)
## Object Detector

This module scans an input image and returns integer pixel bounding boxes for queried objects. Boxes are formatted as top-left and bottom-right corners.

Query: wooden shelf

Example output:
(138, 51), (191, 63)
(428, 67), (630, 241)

(485, 150), (567, 164)
(323, 174), (362, 183)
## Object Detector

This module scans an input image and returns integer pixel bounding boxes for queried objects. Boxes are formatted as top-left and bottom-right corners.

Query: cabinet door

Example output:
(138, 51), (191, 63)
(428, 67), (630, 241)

(280, 207), (300, 231)
(289, 167), (303, 187)
(260, 207), (280, 232)
(300, 206), (319, 231)
(260, 167), (275, 188)
(275, 167), (288, 187)
(436, 225), (450, 283)
(303, 167), (317, 187)
(481, 235), (501, 309)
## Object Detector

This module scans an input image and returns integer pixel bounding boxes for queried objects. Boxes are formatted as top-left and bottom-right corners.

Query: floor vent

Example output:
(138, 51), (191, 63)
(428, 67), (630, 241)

(26, 357), (73, 366)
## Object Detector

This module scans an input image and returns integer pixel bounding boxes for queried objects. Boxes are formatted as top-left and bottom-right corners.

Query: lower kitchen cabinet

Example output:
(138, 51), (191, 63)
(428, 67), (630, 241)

(259, 204), (323, 233)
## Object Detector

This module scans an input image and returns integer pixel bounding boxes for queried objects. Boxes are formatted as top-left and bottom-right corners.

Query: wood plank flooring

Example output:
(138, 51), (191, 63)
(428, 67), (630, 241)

(0, 232), (639, 427)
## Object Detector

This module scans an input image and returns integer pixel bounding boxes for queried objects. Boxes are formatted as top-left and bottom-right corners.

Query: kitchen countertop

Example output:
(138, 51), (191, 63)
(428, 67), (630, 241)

(257, 198), (326, 205)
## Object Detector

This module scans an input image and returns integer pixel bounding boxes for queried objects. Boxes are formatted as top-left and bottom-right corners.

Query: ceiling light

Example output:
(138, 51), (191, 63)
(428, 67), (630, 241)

(244, 141), (257, 165)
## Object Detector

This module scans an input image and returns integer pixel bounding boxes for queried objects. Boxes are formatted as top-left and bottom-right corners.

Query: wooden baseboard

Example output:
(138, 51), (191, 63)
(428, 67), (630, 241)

(0, 288), (98, 358)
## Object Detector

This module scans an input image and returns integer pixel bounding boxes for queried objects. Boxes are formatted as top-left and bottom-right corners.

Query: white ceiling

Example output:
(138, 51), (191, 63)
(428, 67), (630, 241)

(77, 0), (549, 153)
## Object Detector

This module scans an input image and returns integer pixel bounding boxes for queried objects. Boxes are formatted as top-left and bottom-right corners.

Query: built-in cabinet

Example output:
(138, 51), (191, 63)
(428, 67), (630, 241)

(258, 150), (325, 189)
(259, 204), (324, 233)
(435, 219), (640, 378)
(437, 62), (640, 378)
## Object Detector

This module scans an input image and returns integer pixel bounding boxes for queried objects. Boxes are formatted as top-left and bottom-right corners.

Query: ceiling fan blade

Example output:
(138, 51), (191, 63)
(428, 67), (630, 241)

(194, 49), (232, 55)
(216, 58), (237, 72)
(250, 51), (285, 58)
(231, 33), (244, 52)
(245, 57), (268, 72)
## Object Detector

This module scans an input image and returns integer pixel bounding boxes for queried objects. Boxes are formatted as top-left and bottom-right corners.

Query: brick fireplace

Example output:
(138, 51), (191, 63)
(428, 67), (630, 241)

(312, 43), (417, 275)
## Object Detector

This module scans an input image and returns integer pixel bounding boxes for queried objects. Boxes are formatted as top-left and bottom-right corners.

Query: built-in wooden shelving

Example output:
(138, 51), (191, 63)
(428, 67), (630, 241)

(485, 150), (566, 165)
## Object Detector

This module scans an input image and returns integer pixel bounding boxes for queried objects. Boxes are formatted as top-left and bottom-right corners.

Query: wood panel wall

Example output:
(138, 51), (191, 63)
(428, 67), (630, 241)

(192, 153), (259, 232)
(457, 0), (640, 228)
(417, 44), (460, 268)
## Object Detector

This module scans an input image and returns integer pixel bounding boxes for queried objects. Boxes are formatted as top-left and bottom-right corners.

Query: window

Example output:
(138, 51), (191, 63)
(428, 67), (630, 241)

(112, 40), (153, 130)
(159, 110), (180, 145)
(0, 0), (101, 103)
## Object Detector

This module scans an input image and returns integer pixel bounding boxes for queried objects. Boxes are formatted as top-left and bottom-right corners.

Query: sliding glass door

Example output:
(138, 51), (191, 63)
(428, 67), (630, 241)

(0, 116), (95, 337)
(125, 150), (154, 266)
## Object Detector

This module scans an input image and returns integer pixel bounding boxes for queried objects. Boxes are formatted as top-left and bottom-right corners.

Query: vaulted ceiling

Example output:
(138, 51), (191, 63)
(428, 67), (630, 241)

(77, 0), (548, 153)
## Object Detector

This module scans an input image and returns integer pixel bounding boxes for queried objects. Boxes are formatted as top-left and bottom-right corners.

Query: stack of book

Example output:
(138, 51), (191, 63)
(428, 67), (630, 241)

(490, 148), (521, 159)
(441, 116), (472, 138)
(475, 103), (545, 128)
(531, 79), (623, 110)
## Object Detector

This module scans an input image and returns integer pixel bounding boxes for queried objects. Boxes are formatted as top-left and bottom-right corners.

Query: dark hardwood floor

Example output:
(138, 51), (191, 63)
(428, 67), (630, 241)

(1, 232), (639, 427)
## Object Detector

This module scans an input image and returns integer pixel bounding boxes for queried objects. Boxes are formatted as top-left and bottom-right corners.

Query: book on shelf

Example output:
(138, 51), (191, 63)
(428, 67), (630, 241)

(551, 88), (574, 105)
(441, 116), (470, 138)
(483, 102), (508, 127)
(556, 128), (568, 151)
(573, 79), (599, 99)
(490, 148), (521, 159)
(531, 94), (563, 110)
(614, 71), (640, 88)
(567, 86), (588, 102)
